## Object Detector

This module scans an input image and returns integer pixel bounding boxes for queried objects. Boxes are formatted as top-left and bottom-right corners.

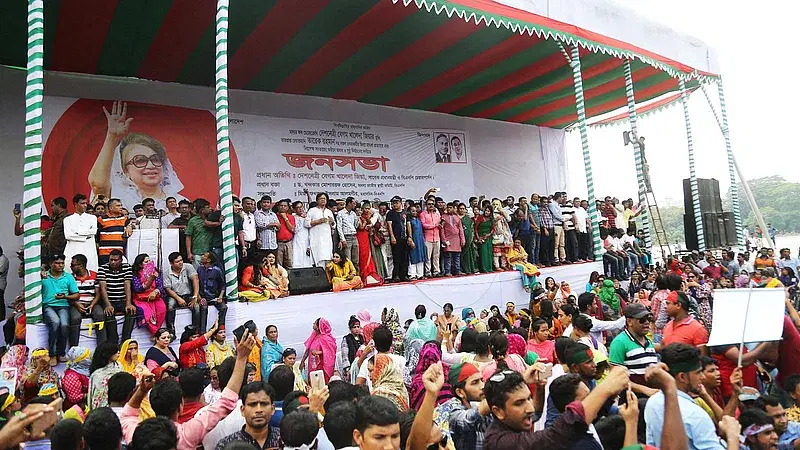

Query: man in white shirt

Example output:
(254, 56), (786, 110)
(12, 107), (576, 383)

(356, 326), (405, 386)
(577, 292), (625, 344)
(240, 197), (257, 256)
(160, 197), (181, 229)
(572, 198), (588, 261)
(561, 200), (579, 263)
(336, 197), (360, 268)
(64, 193), (99, 273)
(695, 251), (711, 271)
(136, 198), (162, 230)
(738, 253), (755, 274)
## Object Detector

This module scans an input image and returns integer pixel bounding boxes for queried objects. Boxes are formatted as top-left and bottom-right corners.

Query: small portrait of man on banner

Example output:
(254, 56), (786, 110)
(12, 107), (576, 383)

(433, 132), (451, 163)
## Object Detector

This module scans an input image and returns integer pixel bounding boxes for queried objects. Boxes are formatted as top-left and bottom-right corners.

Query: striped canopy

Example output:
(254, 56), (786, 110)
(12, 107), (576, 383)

(0, 0), (714, 129)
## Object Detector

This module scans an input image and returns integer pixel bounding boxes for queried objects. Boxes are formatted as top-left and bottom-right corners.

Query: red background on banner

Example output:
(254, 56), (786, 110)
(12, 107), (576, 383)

(42, 99), (241, 212)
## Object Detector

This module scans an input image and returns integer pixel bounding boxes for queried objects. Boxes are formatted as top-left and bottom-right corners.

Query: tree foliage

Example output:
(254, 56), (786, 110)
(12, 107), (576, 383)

(726, 176), (800, 233)
(635, 176), (800, 246)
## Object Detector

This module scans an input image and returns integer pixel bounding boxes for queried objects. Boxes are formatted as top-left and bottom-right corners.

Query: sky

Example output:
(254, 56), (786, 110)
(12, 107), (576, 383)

(565, 0), (800, 206)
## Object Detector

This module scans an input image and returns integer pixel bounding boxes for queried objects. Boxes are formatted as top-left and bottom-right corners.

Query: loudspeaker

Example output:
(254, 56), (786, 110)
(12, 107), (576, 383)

(288, 267), (331, 295)
(720, 212), (737, 247)
(684, 212), (738, 251)
(683, 178), (723, 215)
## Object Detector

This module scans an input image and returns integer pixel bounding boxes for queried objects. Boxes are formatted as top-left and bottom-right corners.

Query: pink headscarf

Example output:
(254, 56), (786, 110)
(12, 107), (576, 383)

(304, 318), (338, 381)
(507, 333), (527, 358)
(358, 309), (379, 343)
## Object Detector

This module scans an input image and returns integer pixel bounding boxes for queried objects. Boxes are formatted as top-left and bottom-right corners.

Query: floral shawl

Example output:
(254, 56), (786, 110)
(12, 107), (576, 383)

(382, 307), (405, 356)
(1, 345), (28, 390)
(88, 362), (122, 410)
(371, 354), (409, 410)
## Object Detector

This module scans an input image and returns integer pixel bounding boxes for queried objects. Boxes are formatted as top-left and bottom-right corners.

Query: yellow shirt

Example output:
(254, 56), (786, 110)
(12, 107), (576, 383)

(205, 341), (234, 369)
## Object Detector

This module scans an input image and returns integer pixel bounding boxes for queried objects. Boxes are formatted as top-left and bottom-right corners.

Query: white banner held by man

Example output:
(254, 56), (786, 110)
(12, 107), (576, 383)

(706, 288), (786, 347)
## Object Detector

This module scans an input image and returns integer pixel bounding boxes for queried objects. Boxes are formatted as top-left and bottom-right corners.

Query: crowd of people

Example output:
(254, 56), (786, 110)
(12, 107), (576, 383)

(5, 189), (644, 353)
(4, 183), (800, 450)
(1, 213), (800, 450)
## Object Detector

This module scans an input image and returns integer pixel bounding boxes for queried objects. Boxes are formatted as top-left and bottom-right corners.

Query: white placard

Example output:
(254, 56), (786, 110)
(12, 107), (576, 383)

(126, 229), (180, 274)
(706, 288), (786, 347)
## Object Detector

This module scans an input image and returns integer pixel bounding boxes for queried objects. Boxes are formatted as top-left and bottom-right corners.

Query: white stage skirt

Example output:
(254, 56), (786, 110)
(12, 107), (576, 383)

(25, 262), (601, 357)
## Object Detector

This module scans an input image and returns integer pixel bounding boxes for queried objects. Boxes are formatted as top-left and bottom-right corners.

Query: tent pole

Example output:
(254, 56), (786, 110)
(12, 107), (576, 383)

(715, 80), (747, 249)
(622, 59), (651, 248)
(565, 44), (602, 260)
(24, 0), (45, 324)
(215, 0), (238, 301)
(699, 82), (772, 250)
(679, 79), (705, 252)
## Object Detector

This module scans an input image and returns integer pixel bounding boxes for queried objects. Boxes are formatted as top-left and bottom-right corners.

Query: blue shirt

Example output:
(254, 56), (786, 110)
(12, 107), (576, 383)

(197, 265), (225, 300)
(645, 390), (725, 450)
(778, 421), (800, 450)
(41, 271), (78, 307)
(528, 204), (542, 227)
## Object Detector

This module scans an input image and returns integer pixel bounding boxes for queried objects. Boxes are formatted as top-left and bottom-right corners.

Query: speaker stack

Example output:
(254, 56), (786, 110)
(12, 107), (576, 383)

(683, 178), (738, 250)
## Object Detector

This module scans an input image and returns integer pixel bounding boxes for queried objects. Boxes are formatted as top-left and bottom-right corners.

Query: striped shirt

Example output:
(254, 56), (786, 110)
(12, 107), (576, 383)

(98, 214), (129, 258)
(97, 263), (132, 305)
(609, 329), (658, 385)
(561, 205), (576, 232)
(74, 270), (97, 307)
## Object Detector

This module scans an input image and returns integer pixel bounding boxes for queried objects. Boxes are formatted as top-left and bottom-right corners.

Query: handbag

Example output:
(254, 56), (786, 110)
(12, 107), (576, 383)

(371, 220), (385, 246)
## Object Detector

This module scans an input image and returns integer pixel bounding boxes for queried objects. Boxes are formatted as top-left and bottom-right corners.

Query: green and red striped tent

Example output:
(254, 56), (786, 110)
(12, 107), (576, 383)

(0, 0), (716, 129)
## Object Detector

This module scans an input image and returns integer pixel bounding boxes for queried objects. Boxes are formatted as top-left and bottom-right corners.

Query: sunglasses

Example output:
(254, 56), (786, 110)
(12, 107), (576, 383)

(489, 370), (515, 383)
(427, 435), (449, 450)
(126, 154), (163, 169)
(637, 316), (653, 324)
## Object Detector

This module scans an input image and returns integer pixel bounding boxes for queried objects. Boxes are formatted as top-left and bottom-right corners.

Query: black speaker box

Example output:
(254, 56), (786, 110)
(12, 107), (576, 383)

(288, 267), (331, 295)
(683, 178), (723, 215)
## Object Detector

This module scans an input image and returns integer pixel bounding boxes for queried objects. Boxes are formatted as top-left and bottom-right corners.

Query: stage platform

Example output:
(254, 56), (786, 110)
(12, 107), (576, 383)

(24, 262), (600, 358)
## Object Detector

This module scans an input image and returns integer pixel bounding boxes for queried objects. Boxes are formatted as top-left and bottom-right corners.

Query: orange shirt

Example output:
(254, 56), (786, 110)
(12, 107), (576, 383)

(662, 316), (709, 347)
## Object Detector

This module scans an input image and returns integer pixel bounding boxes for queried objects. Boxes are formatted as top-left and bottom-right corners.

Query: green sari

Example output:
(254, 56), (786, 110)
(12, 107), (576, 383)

(476, 217), (494, 273)
(461, 215), (478, 274)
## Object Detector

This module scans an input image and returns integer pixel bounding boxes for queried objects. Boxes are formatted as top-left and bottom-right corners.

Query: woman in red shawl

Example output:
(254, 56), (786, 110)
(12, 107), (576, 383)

(300, 318), (337, 383)
(358, 309), (379, 344)
(409, 341), (452, 410)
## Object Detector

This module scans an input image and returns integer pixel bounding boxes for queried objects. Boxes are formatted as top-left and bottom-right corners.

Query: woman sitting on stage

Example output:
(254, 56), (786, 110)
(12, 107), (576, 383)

(260, 253), (289, 299)
(238, 255), (271, 302)
(506, 238), (540, 292)
(131, 254), (167, 335)
(326, 251), (363, 292)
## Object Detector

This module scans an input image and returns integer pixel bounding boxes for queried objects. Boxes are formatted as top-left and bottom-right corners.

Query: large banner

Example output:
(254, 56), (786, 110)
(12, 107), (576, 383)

(42, 98), (474, 210)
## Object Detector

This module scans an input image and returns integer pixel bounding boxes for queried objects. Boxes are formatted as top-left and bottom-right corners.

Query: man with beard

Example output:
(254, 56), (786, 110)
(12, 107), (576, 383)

(757, 395), (800, 450)
(644, 343), (740, 450)
(448, 362), (492, 450)
(739, 408), (779, 450)
(215, 382), (280, 450)
(483, 363), (630, 450)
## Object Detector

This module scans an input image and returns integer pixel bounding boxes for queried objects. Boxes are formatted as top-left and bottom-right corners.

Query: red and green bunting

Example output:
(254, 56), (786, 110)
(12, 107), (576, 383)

(0, 0), (709, 129)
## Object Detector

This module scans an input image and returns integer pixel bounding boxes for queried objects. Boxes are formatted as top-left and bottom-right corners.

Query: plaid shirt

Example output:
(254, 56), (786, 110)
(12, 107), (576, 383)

(539, 205), (554, 229)
(449, 401), (492, 450)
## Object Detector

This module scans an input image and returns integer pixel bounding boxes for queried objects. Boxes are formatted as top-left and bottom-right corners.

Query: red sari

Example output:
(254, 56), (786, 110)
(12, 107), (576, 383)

(357, 215), (383, 287)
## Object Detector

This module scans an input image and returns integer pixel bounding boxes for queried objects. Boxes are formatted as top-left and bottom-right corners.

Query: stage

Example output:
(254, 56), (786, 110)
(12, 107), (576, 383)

(23, 262), (601, 358)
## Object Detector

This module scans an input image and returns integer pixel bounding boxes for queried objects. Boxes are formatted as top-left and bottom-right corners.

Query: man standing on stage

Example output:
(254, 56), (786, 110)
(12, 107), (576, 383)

(254, 195), (280, 255)
(386, 196), (410, 282)
(336, 197), (359, 268)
